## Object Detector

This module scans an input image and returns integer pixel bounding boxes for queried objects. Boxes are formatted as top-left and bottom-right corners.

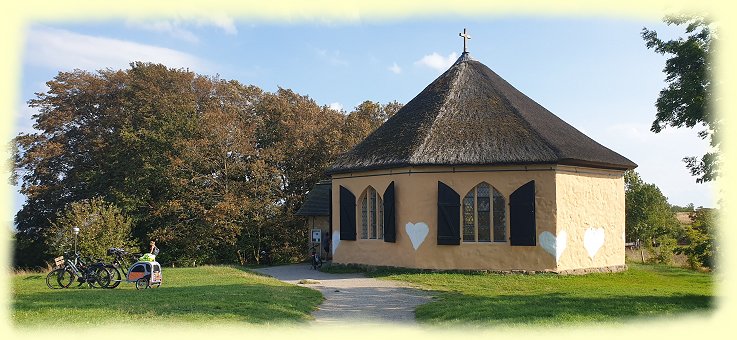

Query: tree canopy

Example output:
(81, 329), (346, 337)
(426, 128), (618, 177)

(642, 15), (718, 183)
(11, 62), (399, 268)
(624, 170), (679, 249)
(676, 208), (717, 269)
(45, 197), (135, 260)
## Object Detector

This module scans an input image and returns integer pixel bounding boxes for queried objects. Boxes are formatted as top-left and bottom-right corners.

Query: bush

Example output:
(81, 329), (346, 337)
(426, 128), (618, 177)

(676, 208), (717, 269)
(624, 170), (680, 246)
(44, 198), (135, 260)
(646, 235), (677, 265)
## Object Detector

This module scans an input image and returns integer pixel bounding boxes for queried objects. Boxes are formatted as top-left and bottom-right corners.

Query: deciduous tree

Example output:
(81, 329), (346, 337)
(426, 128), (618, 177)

(642, 15), (718, 183)
(11, 62), (403, 268)
(624, 170), (680, 263)
(677, 208), (717, 269)
(45, 198), (135, 261)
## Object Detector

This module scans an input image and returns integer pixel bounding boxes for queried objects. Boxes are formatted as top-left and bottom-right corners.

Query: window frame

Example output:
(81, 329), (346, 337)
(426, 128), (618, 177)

(462, 182), (507, 244)
(359, 186), (384, 240)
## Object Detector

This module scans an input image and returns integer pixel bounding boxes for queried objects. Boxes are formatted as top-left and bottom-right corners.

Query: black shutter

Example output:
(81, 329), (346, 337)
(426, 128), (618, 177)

(328, 186), (333, 237)
(510, 180), (536, 246)
(339, 186), (356, 240)
(437, 181), (460, 245)
(383, 182), (396, 243)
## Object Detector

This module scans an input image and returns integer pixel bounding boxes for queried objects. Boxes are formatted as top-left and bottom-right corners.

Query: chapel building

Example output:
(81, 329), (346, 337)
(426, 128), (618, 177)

(311, 35), (636, 274)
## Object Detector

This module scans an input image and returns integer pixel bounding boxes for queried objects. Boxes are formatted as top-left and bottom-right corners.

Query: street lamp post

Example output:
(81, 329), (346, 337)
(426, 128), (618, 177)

(73, 226), (80, 254)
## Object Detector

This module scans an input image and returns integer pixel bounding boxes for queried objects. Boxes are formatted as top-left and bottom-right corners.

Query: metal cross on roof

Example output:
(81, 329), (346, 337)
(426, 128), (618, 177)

(459, 28), (471, 53)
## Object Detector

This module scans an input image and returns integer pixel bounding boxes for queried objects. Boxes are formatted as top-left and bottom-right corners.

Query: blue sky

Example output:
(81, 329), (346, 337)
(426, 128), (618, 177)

(14, 15), (716, 220)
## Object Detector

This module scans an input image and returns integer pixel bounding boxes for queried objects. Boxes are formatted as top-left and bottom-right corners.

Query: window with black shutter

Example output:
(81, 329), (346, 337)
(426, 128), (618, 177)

(383, 182), (396, 243)
(509, 180), (536, 246)
(437, 181), (461, 245)
(339, 186), (356, 240)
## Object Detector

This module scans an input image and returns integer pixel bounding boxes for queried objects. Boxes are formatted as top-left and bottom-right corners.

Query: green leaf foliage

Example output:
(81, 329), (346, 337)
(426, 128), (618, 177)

(45, 197), (135, 260)
(624, 170), (680, 264)
(12, 62), (402, 269)
(642, 15), (719, 183)
(676, 208), (717, 269)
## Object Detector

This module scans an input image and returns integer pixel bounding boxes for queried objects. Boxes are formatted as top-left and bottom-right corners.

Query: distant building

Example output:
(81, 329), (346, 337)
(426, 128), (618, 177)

(295, 180), (331, 258)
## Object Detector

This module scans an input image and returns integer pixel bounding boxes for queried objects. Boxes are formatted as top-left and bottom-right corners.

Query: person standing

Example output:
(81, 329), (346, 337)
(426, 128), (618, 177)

(150, 241), (159, 256)
(322, 231), (331, 260)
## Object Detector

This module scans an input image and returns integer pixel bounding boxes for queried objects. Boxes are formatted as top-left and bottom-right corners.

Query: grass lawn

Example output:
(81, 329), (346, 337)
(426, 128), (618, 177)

(366, 263), (714, 326)
(12, 265), (322, 327)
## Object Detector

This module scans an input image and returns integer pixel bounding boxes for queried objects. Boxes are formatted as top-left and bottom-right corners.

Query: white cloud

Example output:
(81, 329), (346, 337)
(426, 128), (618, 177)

(388, 62), (401, 74)
(126, 15), (238, 43)
(25, 26), (207, 72)
(199, 15), (237, 35)
(128, 20), (200, 43)
(328, 102), (344, 112)
(415, 52), (458, 72)
(315, 48), (348, 66)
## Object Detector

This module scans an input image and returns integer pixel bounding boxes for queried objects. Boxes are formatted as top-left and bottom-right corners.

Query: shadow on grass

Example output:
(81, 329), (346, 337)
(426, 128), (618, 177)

(13, 282), (322, 326)
(417, 292), (714, 325)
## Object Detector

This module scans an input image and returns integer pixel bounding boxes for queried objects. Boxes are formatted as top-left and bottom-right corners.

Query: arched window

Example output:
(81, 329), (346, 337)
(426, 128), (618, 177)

(360, 186), (384, 240)
(463, 183), (506, 242)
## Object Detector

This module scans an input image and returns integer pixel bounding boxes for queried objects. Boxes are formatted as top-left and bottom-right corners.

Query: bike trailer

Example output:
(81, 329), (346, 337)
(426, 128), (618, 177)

(127, 261), (162, 289)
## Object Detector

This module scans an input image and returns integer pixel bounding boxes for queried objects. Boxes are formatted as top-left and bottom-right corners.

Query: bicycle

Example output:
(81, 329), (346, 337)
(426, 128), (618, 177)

(310, 245), (323, 270)
(47, 251), (112, 289)
(101, 247), (141, 289)
(86, 256), (115, 288)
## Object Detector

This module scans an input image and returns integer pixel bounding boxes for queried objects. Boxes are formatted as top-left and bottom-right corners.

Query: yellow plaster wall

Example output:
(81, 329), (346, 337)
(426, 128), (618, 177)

(331, 165), (558, 271)
(554, 167), (626, 272)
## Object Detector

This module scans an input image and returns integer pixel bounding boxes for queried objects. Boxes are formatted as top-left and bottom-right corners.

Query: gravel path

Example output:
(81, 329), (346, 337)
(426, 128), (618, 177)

(253, 263), (433, 325)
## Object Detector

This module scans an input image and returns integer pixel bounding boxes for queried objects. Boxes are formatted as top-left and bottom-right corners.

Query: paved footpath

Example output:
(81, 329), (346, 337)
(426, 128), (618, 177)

(253, 263), (433, 325)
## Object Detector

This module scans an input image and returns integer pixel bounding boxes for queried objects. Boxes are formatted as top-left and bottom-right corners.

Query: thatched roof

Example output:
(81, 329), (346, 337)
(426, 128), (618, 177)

(328, 53), (637, 174)
(295, 180), (331, 216)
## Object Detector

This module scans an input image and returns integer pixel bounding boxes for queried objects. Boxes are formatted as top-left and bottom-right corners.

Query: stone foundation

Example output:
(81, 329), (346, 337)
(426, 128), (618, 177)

(555, 264), (628, 275)
(330, 263), (628, 275)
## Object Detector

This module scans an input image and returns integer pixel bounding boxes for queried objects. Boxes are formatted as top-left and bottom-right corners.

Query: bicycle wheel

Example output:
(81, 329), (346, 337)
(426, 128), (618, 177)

(52, 268), (75, 289)
(46, 269), (65, 289)
(104, 265), (122, 289)
(135, 278), (149, 290)
(90, 266), (112, 288)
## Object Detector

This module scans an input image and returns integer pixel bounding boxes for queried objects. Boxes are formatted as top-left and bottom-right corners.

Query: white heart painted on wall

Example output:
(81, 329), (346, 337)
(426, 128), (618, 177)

(332, 231), (341, 254)
(405, 222), (429, 251)
(539, 230), (567, 263)
(584, 227), (606, 259)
